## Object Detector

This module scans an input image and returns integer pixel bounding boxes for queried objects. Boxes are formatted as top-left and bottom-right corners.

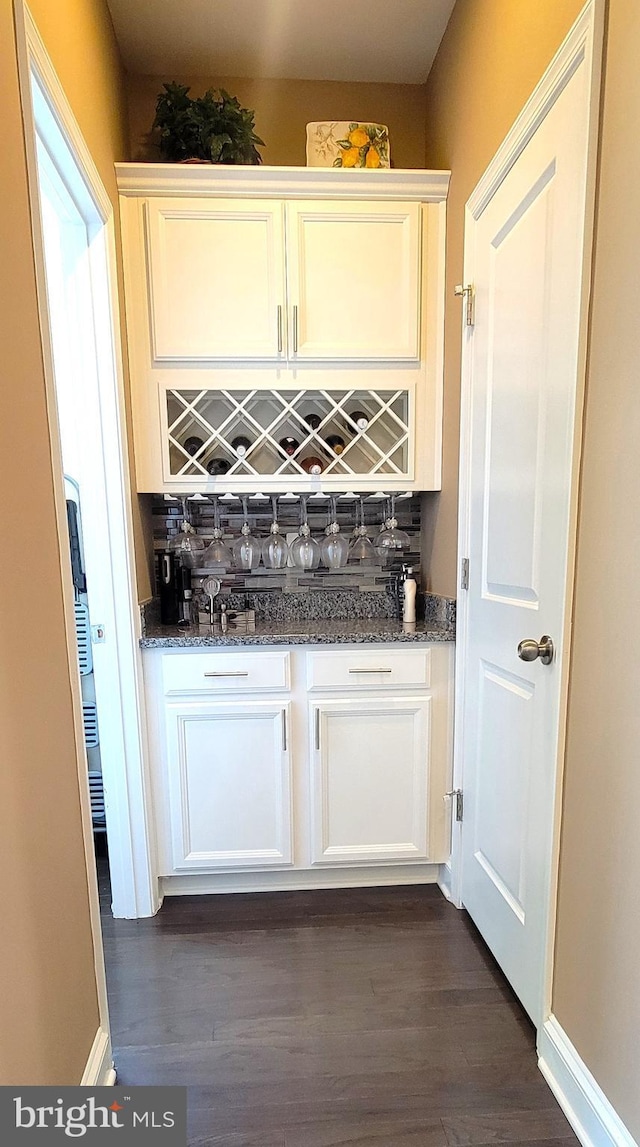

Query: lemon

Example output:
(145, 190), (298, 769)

(348, 127), (369, 148)
(341, 146), (361, 168)
(365, 146), (381, 168)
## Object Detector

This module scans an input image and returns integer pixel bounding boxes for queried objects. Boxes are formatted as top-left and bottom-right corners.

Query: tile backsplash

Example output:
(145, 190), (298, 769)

(151, 493), (422, 598)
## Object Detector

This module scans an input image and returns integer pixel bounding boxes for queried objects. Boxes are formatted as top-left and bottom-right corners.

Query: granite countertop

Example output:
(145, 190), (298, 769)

(140, 617), (455, 648)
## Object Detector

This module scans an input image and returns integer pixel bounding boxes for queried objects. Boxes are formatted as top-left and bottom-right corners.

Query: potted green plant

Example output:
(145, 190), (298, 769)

(153, 82), (264, 164)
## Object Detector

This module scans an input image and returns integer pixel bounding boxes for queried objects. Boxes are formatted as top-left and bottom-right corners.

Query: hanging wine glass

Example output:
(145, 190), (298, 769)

(290, 496), (321, 570)
(348, 496), (375, 564)
(321, 496), (349, 569)
(169, 499), (205, 569)
(203, 496), (233, 569)
(232, 496), (262, 571)
(262, 495), (289, 569)
(374, 495), (410, 559)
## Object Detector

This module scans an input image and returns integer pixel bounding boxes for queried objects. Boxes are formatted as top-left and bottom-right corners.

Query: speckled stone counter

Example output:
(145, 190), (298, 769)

(140, 617), (454, 648)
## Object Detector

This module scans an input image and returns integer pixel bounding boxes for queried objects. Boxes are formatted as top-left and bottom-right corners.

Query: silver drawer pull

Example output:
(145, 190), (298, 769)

(315, 708), (320, 751)
(348, 667), (393, 674)
(204, 671), (250, 677)
(282, 708), (287, 751)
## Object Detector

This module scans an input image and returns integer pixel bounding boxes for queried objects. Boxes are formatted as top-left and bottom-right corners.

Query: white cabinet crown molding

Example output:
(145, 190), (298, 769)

(115, 163), (451, 202)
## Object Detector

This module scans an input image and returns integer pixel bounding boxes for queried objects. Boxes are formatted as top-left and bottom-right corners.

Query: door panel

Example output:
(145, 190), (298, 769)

(287, 201), (421, 360)
(310, 697), (430, 864)
(460, 47), (592, 1022)
(146, 198), (286, 361)
(165, 700), (292, 871)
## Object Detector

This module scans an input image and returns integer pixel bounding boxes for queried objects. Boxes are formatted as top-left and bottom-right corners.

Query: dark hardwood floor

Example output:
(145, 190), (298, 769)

(97, 855), (577, 1147)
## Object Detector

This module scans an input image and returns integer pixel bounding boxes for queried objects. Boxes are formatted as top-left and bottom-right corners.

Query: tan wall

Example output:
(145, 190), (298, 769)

(127, 73), (428, 168)
(552, 0), (640, 1137)
(26, 0), (154, 602)
(0, 0), (128, 1084)
(421, 0), (585, 594)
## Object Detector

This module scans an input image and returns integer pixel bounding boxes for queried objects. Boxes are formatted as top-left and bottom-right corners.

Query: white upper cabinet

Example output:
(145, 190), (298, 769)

(116, 165), (450, 492)
(286, 201), (421, 361)
(146, 198), (286, 361)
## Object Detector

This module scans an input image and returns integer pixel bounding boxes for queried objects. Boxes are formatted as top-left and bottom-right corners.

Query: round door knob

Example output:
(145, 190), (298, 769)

(517, 635), (554, 665)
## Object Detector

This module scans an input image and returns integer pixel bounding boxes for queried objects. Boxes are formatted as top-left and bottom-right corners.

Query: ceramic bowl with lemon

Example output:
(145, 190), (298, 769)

(306, 122), (390, 169)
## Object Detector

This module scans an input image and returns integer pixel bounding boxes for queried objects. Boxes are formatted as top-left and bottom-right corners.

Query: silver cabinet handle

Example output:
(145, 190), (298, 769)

(314, 708), (320, 751)
(277, 305), (283, 354)
(282, 708), (287, 751)
(203, 671), (249, 677)
(348, 667), (393, 674)
(293, 304), (298, 354)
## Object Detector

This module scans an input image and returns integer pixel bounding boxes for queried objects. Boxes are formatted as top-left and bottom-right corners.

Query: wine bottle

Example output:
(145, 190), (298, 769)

(300, 456), (324, 475)
(351, 410), (369, 431)
(231, 435), (251, 457)
(326, 434), (346, 455)
(206, 457), (231, 476)
(184, 435), (204, 456)
(304, 413), (321, 431)
(279, 436), (300, 456)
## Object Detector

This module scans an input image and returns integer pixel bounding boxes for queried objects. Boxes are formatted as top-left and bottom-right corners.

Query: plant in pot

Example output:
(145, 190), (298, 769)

(153, 82), (265, 164)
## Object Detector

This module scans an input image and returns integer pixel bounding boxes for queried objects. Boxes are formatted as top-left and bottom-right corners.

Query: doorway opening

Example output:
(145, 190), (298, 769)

(16, 4), (157, 922)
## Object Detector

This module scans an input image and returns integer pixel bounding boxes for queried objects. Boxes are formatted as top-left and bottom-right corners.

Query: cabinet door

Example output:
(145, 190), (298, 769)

(145, 198), (286, 361)
(310, 696), (430, 864)
(164, 699), (292, 871)
(286, 201), (421, 361)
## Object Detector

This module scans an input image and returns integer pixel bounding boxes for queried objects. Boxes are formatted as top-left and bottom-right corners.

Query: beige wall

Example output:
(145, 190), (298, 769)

(421, 0), (585, 594)
(552, 0), (640, 1137)
(0, 0), (128, 1084)
(127, 73), (428, 168)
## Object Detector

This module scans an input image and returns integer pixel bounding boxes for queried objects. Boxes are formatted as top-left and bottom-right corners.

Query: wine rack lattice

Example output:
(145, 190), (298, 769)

(166, 389), (411, 479)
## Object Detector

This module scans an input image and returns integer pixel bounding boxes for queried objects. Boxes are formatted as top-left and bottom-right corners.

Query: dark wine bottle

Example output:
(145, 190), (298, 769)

(206, 457), (231, 476)
(231, 436), (251, 457)
(184, 435), (204, 456)
(300, 455), (324, 475)
(351, 410), (369, 431)
(304, 413), (321, 431)
(326, 434), (346, 455)
(279, 436), (300, 456)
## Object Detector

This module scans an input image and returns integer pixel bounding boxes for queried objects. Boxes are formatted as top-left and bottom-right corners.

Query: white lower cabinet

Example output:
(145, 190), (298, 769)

(144, 643), (453, 885)
(164, 698), (292, 871)
(310, 696), (430, 865)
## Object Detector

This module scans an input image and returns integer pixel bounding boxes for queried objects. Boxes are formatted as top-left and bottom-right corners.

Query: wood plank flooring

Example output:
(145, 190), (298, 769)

(98, 866), (577, 1147)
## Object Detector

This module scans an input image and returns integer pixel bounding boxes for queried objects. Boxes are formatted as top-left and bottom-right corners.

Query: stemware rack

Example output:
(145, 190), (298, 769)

(164, 387), (413, 486)
(152, 491), (421, 594)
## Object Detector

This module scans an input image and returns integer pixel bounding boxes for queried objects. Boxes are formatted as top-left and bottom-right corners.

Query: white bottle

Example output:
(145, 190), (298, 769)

(402, 566), (417, 630)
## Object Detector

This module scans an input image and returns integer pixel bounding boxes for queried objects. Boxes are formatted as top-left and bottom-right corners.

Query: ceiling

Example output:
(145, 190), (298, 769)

(106, 0), (457, 85)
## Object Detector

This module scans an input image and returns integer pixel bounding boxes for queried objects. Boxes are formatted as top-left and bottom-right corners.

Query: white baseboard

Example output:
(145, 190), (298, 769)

(538, 1016), (637, 1147)
(161, 862), (440, 897)
(438, 862), (453, 902)
(81, 1027), (116, 1086)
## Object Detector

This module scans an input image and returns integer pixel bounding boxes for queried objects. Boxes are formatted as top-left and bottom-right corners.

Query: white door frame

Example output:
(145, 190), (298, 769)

(451, 0), (604, 1028)
(13, 2), (160, 922)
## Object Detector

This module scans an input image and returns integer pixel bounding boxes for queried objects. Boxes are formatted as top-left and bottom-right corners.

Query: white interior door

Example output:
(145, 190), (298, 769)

(146, 197), (286, 360)
(458, 37), (594, 1023)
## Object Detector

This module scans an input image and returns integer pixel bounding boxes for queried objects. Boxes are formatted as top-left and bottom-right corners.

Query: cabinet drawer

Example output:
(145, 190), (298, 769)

(162, 650), (290, 695)
(307, 648), (431, 691)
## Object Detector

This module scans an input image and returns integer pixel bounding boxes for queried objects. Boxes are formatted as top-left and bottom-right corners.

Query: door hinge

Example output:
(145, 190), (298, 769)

(460, 557), (469, 591)
(454, 283), (475, 326)
(445, 789), (464, 822)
